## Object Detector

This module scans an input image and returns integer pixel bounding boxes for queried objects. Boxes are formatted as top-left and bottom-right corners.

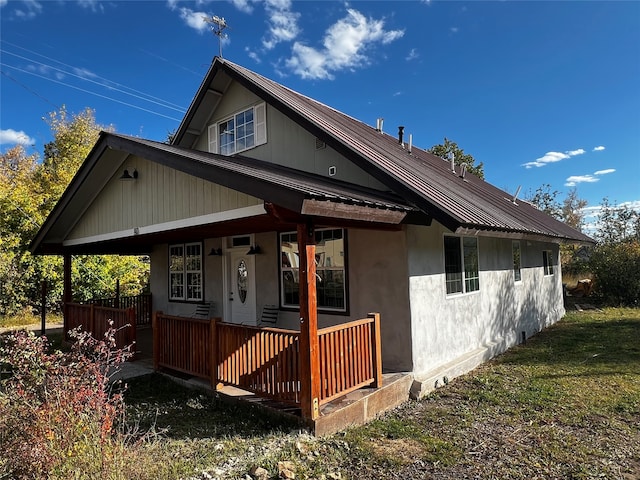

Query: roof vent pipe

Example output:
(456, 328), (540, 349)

(448, 152), (455, 173)
(376, 118), (384, 133)
(398, 126), (404, 145)
(460, 164), (467, 179)
(408, 134), (413, 154)
(512, 185), (522, 204)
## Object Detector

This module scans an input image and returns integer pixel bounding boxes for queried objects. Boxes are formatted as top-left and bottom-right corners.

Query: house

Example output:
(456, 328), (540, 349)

(30, 57), (593, 433)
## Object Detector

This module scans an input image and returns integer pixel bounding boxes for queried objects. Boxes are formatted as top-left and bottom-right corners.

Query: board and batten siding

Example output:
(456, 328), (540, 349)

(67, 156), (262, 240)
(192, 79), (388, 191)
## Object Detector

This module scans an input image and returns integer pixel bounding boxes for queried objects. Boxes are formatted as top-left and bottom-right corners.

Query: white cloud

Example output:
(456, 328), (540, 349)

(12, 0), (42, 19)
(566, 148), (585, 156)
(564, 175), (599, 187)
(450, 27), (459, 34)
(0, 129), (35, 146)
(522, 148), (585, 168)
(178, 8), (210, 32)
(262, 0), (300, 50)
(594, 168), (615, 175)
(230, 0), (253, 14)
(245, 46), (261, 63)
(593, 145), (605, 151)
(167, 2), (211, 33)
(76, 0), (103, 13)
(406, 48), (419, 61)
(0, 0), (8, 7)
(285, 8), (404, 80)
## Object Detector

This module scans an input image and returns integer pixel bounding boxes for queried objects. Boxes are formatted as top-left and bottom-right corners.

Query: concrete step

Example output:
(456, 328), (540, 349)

(314, 373), (413, 437)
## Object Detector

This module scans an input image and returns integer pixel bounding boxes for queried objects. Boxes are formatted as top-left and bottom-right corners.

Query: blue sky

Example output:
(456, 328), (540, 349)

(1, 0), (639, 231)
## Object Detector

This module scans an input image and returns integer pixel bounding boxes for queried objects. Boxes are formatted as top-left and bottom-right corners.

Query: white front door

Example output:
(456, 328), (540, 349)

(226, 250), (256, 325)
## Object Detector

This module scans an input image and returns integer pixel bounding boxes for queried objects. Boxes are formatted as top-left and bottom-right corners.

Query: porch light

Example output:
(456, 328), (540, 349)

(208, 247), (223, 256)
(120, 168), (138, 180)
(247, 245), (261, 255)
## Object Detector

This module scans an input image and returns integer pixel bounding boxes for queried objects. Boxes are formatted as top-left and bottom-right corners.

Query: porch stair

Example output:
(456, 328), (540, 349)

(314, 372), (413, 436)
(161, 371), (413, 436)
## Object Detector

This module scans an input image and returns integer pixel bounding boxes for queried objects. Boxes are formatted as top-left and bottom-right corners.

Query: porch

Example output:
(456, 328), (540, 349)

(150, 311), (409, 433)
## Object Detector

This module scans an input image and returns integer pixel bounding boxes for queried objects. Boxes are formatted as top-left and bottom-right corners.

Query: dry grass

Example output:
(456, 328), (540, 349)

(111, 308), (639, 479)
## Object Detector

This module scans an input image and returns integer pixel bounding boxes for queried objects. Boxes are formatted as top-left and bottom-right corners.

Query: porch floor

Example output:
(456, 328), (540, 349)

(127, 327), (413, 435)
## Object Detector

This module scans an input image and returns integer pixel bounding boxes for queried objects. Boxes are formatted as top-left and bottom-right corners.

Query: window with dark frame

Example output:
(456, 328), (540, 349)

(513, 241), (522, 282)
(279, 228), (347, 312)
(444, 235), (479, 295)
(169, 242), (203, 301)
(543, 249), (555, 276)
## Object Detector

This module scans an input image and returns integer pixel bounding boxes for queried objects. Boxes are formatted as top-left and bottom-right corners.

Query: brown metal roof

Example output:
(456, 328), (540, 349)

(189, 58), (593, 244)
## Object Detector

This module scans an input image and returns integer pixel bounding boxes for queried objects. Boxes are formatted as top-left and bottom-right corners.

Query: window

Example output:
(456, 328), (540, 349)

(169, 243), (203, 301)
(280, 229), (347, 312)
(543, 250), (555, 276)
(208, 103), (266, 155)
(513, 241), (522, 282)
(444, 235), (479, 295)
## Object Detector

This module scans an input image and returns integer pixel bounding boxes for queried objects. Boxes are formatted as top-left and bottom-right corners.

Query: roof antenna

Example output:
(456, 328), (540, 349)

(204, 15), (229, 58)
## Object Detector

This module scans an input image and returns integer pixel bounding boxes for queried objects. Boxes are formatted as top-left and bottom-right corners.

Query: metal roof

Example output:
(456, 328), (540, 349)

(180, 58), (593, 244)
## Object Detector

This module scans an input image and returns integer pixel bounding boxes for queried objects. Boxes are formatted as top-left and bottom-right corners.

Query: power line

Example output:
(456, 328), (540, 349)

(2, 40), (187, 111)
(1, 63), (183, 122)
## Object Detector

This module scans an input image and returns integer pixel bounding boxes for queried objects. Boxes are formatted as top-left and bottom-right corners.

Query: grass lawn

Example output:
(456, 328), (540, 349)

(117, 308), (639, 480)
(0, 311), (63, 329)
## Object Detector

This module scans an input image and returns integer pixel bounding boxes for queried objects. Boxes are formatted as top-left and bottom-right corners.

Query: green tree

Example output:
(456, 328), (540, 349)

(428, 138), (485, 179)
(526, 184), (562, 219)
(561, 188), (588, 232)
(588, 198), (640, 306)
(0, 107), (148, 316)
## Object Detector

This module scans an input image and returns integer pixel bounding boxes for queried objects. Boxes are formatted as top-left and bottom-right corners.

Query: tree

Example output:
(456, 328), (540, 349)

(428, 138), (485, 179)
(0, 107), (148, 317)
(588, 198), (640, 306)
(526, 184), (562, 219)
(561, 188), (588, 232)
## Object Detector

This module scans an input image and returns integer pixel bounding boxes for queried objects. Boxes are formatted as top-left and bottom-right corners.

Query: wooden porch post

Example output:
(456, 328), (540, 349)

(63, 253), (72, 337)
(368, 313), (383, 388)
(298, 222), (321, 421)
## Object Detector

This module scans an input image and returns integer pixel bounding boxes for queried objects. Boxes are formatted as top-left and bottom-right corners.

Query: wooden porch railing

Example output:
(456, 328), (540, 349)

(318, 313), (382, 404)
(65, 303), (137, 357)
(88, 293), (152, 326)
(153, 312), (382, 410)
(217, 323), (300, 405)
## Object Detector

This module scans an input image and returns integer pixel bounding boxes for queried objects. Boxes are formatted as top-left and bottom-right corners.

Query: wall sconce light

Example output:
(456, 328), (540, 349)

(120, 168), (138, 180)
(247, 245), (261, 255)
(208, 247), (223, 256)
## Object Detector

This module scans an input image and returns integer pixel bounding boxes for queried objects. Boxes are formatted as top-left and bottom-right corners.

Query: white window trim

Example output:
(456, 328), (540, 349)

(543, 249), (555, 276)
(279, 228), (348, 313)
(208, 103), (267, 155)
(513, 241), (522, 283)
(169, 242), (203, 302)
(444, 235), (480, 296)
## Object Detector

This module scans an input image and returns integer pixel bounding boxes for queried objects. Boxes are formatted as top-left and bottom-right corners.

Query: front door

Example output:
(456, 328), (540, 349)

(227, 250), (256, 325)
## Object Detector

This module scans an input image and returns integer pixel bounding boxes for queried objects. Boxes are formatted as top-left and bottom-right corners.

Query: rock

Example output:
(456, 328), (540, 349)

(249, 466), (269, 480)
(278, 460), (296, 479)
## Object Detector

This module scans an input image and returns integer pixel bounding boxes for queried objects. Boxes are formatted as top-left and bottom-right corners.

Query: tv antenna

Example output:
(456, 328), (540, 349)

(204, 15), (229, 57)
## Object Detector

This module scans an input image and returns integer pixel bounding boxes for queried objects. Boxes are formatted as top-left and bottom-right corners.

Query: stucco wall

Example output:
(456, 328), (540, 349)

(406, 223), (565, 379)
(150, 227), (413, 373)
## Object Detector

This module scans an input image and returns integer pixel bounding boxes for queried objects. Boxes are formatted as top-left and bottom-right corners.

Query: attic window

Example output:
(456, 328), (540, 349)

(208, 103), (266, 155)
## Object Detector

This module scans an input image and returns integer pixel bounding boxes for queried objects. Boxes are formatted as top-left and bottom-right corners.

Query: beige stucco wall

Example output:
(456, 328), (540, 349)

(150, 227), (413, 373)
